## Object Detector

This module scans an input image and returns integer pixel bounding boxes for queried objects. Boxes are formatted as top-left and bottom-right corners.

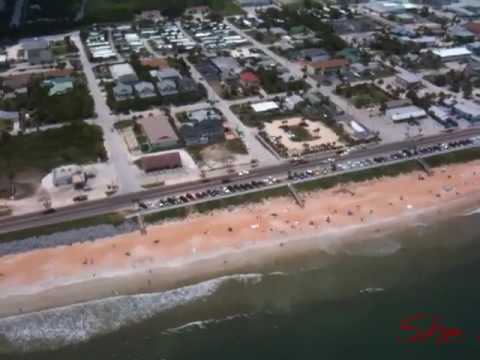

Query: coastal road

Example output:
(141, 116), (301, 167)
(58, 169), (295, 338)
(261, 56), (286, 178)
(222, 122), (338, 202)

(2, 127), (480, 235)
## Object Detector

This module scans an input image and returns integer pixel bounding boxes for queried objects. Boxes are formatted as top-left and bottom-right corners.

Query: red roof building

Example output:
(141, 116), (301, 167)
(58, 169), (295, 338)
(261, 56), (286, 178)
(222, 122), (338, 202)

(239, 70), (260, 89)
(466, 22), (480, 37)
(307, 58), (350, 76)
(141, 152), (182, 173)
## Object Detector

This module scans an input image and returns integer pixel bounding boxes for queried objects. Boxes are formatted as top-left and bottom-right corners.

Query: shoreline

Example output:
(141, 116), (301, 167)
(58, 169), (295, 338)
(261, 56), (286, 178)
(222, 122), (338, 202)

(1, 162), (480, 317)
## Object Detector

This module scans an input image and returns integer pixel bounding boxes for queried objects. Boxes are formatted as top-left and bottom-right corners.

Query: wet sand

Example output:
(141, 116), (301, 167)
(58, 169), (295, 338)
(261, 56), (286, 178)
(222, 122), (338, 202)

(1, 161), (480, 317)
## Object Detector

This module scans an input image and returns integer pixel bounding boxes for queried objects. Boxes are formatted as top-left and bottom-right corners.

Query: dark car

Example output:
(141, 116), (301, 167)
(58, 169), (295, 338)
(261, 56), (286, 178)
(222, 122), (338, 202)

(73, 195), (88, 202)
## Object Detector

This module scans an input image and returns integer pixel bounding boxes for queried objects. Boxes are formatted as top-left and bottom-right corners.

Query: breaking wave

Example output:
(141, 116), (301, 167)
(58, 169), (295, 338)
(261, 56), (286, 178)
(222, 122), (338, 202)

(0, 273), (263, 354)
(163, 313), (250, 335)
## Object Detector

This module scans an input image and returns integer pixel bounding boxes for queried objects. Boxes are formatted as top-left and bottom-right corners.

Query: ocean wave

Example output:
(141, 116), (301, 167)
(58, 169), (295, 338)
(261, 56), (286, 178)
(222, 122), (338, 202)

(162, 313), (250, 335)
(0, 273), (263, 354)
(463, 207), (480, 216)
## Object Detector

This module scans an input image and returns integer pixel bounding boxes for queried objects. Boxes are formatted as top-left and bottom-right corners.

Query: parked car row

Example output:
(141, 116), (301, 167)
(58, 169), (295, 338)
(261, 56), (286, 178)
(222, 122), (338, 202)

(137, 136), (480, 214)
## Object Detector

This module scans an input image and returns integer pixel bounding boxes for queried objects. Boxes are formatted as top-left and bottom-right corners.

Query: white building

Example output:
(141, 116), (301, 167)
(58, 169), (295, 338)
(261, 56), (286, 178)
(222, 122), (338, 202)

(251, 101), (279, 113)
(432, 47), (472, 62)
(110, 63), (139, 85)
(386, 105), (427, 123)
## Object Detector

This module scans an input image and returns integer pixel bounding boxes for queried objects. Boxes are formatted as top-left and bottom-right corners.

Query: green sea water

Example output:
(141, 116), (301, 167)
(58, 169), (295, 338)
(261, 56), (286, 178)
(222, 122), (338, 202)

(3, 211), (480, 359)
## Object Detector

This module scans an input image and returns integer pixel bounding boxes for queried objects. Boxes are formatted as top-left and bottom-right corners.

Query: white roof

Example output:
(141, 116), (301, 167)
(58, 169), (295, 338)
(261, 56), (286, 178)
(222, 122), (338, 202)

(432, 47), (472, 58)
(454, 101), (480, 117)
(350, 120), (366, 134)
(110, 63), (136, 79)
(251, 101), (279, 113)
(386, 105), (427, 122)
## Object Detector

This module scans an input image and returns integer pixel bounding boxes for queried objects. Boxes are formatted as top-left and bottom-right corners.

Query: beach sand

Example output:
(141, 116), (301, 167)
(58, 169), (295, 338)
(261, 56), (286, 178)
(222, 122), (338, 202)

(1, 161), (480, 317)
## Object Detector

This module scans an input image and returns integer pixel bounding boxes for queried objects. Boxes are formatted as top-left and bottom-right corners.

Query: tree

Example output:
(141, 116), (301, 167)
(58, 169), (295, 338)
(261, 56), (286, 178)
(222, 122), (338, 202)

(462, 81), (473, 98)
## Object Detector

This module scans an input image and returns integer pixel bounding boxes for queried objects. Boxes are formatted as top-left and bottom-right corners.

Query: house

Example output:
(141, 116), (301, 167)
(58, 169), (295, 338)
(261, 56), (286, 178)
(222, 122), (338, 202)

(22, 38), (54, 65)
(307, 58), (349, 76)
(284, 94), (304, 110)
(251, 101), (279, 113)
(465, 22), (480, 38)
(463, 61), (480, 78)
(239, 70), (260, 90)
(113, 83), (134, 101)
(138, 112), (179, 150)
(52, 165), (83, 187)
(177, 77), (199, 93)
(386, 105), (427, 123)
(395, 71), (422, 89)
(0, 54), (8, 70)
(141, 152), (182, 173)
(179, 108), (224, 146)
(449, 26), (475, 43)
(134, 81), (157, 99)
(141, 57), (169, 69)
(42, 77), (74, 96)
(157, 79), (178, 96)
(453, 101), (480, 122)
(432, 47), (472, 62)
(156, 67), (181, 81)
(236, 0), (272, 7)
(210, 56), (241, 81)
(467, 42), (480, 56)
(297, 48), (330, 62)
(110, 63), (139, 85)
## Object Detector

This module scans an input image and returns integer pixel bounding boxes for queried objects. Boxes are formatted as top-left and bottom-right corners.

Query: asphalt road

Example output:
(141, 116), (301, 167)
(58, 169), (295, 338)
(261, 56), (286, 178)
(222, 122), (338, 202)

(1, 126), (480, 235)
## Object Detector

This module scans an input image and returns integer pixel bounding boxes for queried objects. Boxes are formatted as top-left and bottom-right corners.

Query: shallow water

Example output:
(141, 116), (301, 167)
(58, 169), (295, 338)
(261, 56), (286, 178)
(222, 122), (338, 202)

(2, 212), (480, 359)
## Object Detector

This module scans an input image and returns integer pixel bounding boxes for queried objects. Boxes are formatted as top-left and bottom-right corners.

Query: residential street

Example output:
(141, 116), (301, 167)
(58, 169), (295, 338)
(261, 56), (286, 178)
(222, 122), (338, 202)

(72, 32), (143, 194)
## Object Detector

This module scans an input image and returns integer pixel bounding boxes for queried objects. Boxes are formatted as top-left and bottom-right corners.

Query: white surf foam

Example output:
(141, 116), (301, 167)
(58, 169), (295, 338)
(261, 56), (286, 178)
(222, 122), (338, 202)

(0, 273), (263, 354)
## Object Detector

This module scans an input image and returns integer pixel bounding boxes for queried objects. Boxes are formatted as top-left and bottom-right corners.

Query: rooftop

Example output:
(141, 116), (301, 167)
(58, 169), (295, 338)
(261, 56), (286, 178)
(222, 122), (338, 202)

(432, 47), (472, 58)
(251, 101), (279, 113)
(139, 113), (178, 144)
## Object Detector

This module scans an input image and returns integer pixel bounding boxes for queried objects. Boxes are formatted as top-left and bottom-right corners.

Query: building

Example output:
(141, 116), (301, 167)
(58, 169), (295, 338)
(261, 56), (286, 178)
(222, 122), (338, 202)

(210, 56), (241, 81)
(449, 26), (475, 43)
(465, 22), (480, 38)
(42, 77), (74, 96)
(395, 71), (422, 89)
(307, 58), (350, 76)
(453, 101), (480, 122)
(134, 81), (157, 99)
(141, 57), (169, 69)
(110, 63), (139, 85)
(138, 113), (179, 150)
(155, 67), (181, 81)
(236, 0), (272, 7)
(22, 38), (54, 65)
(239, 70), (260, 90)
(463, 61), (480, 78)
(251, 101), (279, 113)
(467, 42), (480, 56)
(432, 47), (472, 62)
(298, 48), (330, 62)
(113, 83), (134, 101)
(141, 152), (182, 173)
(179, 108), (224, 146)
(157, 79), (178, 96)
(386, 105), (427, 123)
(52, 165), (83, 187)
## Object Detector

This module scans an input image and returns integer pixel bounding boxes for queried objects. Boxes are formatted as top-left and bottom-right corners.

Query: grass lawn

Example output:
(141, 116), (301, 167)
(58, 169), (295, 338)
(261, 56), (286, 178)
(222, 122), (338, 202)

(336, 83), (391, 109)
(0, 122), (107, 173)
(287, 125), (314, 142)
(225, 138), (248, 154)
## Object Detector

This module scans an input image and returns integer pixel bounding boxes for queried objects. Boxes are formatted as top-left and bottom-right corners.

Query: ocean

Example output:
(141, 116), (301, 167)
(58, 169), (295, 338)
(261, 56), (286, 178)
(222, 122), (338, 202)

(2, 210), (480, 359)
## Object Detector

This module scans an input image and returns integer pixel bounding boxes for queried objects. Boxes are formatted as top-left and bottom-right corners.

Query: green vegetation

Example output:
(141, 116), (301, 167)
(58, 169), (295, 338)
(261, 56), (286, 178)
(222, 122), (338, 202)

(225, 138), (248, 154)
(144, 207), (188, 224)
(426, 147), (480, 168)
(85, 0), (242, 23)
(335, 83), (391, 109)
(0, 213), (125, 243)
(285, 125), (314, 142)
(0, 122), (107, 173)
(1, 75), (95, 125)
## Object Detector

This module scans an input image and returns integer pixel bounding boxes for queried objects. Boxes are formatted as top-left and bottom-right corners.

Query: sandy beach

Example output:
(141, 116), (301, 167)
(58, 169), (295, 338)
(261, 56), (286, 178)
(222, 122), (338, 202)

(1, 161), (480, 317)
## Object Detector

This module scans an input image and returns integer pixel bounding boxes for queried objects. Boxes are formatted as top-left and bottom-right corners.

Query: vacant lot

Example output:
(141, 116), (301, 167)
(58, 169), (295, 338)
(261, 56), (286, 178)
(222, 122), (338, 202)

(336, 83), (391, 109)
(0, 122), (106, 174)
